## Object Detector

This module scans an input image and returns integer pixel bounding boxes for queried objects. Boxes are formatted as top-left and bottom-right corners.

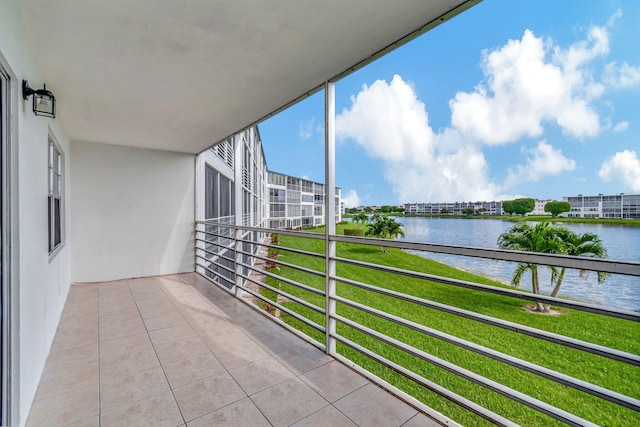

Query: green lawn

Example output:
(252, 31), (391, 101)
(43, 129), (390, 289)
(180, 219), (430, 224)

(259, 225), (640, 426)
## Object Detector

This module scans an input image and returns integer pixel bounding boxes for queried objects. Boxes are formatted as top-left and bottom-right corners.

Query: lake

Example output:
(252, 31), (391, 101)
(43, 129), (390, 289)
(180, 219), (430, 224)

(387, 217), (640, 311)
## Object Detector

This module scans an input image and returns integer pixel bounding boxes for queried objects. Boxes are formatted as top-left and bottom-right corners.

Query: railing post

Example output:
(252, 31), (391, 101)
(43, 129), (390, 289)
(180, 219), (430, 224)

(234, 224), (243, 297)
(325, 81), (336, 355)
(234, 134), (244, 298)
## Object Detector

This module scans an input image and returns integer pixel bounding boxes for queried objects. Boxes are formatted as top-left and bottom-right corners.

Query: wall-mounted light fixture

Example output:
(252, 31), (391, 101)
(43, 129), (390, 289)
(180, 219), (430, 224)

(22, 80), (56, 118)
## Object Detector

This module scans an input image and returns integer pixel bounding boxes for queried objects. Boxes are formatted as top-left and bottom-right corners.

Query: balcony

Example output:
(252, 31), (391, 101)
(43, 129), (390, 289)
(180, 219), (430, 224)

(26, 273), (438, 427)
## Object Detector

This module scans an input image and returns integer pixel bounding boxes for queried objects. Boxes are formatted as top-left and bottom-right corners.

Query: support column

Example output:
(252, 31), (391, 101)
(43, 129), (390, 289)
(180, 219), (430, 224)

(234, 135), (244, 297)
(324, 81), (336, 355)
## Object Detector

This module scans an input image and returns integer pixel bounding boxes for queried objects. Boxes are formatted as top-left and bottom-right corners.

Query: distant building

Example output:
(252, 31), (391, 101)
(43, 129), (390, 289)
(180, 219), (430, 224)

(404, 201), (503, 215)
(267, 171), (341, 229)
(563, 193), (640, 219)
(532, 199), (551, 215)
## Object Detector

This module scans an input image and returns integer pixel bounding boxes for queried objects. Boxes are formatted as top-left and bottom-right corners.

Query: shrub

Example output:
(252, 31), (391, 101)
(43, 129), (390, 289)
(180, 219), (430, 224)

(344, 228), (365, 236)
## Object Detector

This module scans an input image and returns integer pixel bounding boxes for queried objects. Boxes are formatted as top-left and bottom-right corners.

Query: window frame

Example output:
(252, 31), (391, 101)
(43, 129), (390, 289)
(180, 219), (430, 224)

(48, 134), (64, 259)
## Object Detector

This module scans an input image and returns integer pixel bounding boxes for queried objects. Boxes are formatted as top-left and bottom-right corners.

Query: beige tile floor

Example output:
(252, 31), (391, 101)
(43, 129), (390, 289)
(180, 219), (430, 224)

(26, 273), (443, 427)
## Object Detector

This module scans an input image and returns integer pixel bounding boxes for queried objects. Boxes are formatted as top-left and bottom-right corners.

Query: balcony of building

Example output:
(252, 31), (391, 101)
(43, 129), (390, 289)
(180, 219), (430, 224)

(3, 1), (639, 426)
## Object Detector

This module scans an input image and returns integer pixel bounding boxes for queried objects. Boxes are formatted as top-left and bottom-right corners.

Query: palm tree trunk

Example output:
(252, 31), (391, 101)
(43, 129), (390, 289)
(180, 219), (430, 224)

(550, 268), (566, 298)
(531, 267), (544, 312)
(541, 267), (567, 313)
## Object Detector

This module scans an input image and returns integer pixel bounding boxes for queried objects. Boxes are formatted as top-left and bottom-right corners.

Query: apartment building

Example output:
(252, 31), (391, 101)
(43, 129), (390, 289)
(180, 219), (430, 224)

(404, 200), (503, 215)
(267, 171), (342, 229)
(564, 193), (640, 219)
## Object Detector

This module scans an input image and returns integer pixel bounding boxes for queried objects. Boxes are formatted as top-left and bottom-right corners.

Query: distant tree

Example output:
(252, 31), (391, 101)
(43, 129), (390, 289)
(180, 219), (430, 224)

(477, 208), (487, 215)
(379, 205), (391, 213)
(440, 208), (451, 214)
(502, 200), (515, 215)
(502, 198), (535, 216)
(462, 207), (475, 217)
(544, 201), (571, 218)
(352, 212), (369, 229)
(364, 206), (373, 213)
(345, 207), (358, 214)
(366, 214), (405, 253)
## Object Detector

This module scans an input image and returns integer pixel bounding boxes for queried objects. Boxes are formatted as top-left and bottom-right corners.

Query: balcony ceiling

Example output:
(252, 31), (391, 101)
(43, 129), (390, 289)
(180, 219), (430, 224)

(23, 0), (478, 154)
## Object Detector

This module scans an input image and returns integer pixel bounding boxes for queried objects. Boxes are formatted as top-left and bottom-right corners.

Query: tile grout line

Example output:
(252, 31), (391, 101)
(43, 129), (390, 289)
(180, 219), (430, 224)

(176, 273), (336, 426)
(97, 285), (103, 427)
(160, 274), (274, 425)
(143, 276), (190, 426)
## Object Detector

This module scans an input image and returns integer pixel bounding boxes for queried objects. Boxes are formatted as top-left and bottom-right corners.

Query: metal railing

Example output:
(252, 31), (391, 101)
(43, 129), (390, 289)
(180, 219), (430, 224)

(194, 220), (640, 426)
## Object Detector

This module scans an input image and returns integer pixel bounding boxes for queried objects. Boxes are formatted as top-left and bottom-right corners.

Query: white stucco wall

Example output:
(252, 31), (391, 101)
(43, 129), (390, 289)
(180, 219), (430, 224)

(70, 141), (195, 283)
(1, 2), (73, 426)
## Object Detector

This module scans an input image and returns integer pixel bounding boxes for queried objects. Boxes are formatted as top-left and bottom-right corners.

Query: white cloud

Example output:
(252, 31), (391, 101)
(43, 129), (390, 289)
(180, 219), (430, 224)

(298, 118), (317, 140)
(450, 26), (610, 144)
(504, 141), (576, 187)
(599, 150), (640, 190)
(341, 189), (361, 208)
(337, 75), (436, 163)
(613, 121), (629, 132)
(604, 61), (640, 89)
(336, 75), (501, 202)
(336, 14), (634, 203)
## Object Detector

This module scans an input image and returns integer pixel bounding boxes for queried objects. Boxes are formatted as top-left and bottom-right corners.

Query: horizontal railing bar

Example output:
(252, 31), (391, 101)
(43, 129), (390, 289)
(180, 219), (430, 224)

(195, 262), (234, 287)
(333, 256), (640, 321)
(195, 237), (235, 251)
(331, 234), (640, 276)
(195, 248), (235, 265)
(240, 225), (325, 241)
(333, 316), (598, 427)
(254, 265), (326, 297)
(198, 223), (639, 277)
(238, 250), (326, 279)
(331, 334), (518, 427)
(196, 215), (235, 224)
(332, 295), (640, 410)
(195, 257), (235, 275)
(202, 221), (324, 241)
(195, 228), (235, 240)
(260, 242), (325, 260)
(238, 272), (325, 315)
(333, 275), (640, 366)
(239, 285), (326, 334)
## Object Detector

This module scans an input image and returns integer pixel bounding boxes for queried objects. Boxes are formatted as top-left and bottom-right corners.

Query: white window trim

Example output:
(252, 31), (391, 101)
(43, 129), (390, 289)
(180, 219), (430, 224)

(48, 133), (64, 261)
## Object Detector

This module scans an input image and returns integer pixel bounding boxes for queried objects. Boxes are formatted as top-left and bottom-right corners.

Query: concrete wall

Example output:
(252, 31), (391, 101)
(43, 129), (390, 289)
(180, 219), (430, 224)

(70, 141), (195, 283)
(1, 1), (73, 425)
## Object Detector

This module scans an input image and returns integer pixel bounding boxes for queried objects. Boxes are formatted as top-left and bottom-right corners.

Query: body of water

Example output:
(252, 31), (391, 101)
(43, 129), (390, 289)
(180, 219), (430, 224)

(387, 217), (640, 311)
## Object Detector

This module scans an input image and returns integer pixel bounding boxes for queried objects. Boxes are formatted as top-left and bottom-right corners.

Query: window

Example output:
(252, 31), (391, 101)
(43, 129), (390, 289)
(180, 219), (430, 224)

(205, 165), (234, 220)
(48, 136), (63, 255)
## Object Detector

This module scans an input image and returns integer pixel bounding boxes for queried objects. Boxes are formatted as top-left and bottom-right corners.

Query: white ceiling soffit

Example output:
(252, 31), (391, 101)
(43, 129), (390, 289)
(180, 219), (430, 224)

(23, 0), (479, 154)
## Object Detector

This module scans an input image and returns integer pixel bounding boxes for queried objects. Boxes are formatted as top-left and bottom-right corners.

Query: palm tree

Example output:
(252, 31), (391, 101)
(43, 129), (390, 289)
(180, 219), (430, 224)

(498, 222), (608, 313)
(497, 222), (564, 312)
(550, 228), (608, 299)
(353, 212), (369, 229)
(365, 214), (405, 253)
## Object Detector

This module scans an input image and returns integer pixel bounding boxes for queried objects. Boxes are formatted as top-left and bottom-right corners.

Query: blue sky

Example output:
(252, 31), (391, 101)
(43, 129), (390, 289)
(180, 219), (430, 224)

(259, 0), (640, 207)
